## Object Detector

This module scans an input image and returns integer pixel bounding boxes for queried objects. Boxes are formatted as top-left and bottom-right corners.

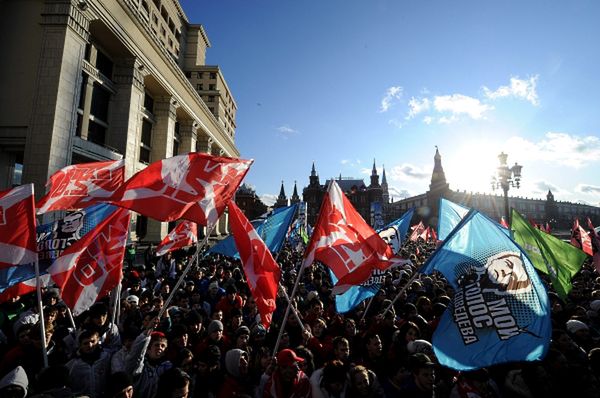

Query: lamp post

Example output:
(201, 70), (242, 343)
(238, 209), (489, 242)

(491, 152), (522, 226)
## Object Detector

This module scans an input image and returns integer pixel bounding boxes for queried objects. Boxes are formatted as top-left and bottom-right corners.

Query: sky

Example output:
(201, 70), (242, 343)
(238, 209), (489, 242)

(180, 0), (600, 207)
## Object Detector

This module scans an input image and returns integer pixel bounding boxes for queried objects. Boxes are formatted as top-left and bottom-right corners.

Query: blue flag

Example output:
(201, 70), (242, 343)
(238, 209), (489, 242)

(334, 208), (414, 313)
(0, 203), (117, 293)
(421, 210), (551, 370)
(208, 204), (297, 258)
(437, 198), (469, 241)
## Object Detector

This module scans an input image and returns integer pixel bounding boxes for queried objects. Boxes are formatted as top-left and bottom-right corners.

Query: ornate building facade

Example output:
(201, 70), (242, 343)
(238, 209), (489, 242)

(0, 0), (239, 242)
(234, 183), (267, 221)
(303, 160), (385, 225)
(388, 148), (600, 230)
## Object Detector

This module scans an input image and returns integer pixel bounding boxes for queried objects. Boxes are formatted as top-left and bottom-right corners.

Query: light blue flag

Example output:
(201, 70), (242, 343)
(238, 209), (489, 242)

(208, 204), (298, 258)
(334, 208), (414, 313)
(421, 210), (551, 370)
(437, 198), (469, 241)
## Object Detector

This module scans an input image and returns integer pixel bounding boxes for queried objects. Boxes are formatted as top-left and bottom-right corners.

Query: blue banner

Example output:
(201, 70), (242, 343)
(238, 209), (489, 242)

(378, 208), (415, 255)
(421, 210), (551, 370)
(208, 204), (298, 258)
(0, 203), (117, 293)
(437, 198), (469, 241)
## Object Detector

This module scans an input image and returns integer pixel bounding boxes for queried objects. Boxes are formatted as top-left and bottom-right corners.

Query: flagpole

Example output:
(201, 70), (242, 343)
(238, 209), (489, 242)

(34, 257), (49, 368)
(360, 296), (375, 322)
(272, 259), (306, 357)
(65, 305), (77, 330)
(110, 278), (122, 329)
(157, 222), (217, 321)
(382, 271), (420, 316)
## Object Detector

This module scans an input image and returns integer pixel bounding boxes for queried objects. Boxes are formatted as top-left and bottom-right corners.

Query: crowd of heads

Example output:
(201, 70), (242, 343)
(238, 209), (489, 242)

(1, 236), (600, 397)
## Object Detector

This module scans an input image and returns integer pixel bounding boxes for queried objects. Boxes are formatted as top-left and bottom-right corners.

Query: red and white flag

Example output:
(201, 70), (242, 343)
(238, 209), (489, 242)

(425, 226), (438, 242)
(587, 218), (600, 272)
(302, 181), (394, 295)
(571, 219), (582, 248)
(36, 160), (124, 214)
(228, 201), (279, 329)
(571, 219), (593, 255)
(409, 221), (426, 242)
(155, 221), (198, 257)
(48, 207), (130, 315)
(0, 184), (38, 270)
(0, 274), (51, 303)
(110, 153), (251, 226)
(499, 216), (509, 229)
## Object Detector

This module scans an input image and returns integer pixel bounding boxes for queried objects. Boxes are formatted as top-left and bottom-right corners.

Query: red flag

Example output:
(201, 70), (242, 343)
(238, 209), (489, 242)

(228, 201), (279, 329)
(110, 153), (251, 226)
(499, 216), (509, 229)
(302, 181), (394, 294)
(36, 160), (124, 214)
(155, 221), (198, 257)
(48, 207), (130, 315)
(425, 226), (438, 242)
(545, 222), (551, 233)
(0, 274), (51, 303)
(580, 225), (593, 256)
(571, 219), (582, 249)
(0, 184), (37, 270)
(587, 218), (600, 272)
(409, 222), (426, 242)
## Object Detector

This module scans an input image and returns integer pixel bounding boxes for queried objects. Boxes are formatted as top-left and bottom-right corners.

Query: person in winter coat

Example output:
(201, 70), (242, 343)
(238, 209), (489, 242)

(0, 365), (28, 398)
(217, 348), (252, 398)
(125, 329), (172, 398)
(65, 329), (111, 398)
(263, 349), (312, 398)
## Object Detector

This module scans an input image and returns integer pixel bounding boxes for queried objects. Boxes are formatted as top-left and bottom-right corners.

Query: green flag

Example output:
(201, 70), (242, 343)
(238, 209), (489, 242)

(511, 209), (587, 299)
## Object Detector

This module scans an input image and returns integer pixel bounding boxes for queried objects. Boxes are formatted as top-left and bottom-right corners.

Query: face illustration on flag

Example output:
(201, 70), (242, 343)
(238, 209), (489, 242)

(49, 207), (130, 315)
(228, 201), (279, 329)
(378, 208), (414, 255)
(303, 181), (394, 294)
(155, 221), (198, 257)
(111, 153), (252, 225)
(36, 160), (124, 214)
(0, 184), (38, 270)
(421, 210), (551, 371)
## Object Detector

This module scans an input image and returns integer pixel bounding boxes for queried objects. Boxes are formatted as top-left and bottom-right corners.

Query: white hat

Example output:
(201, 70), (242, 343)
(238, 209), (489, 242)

(566, 319), (589, 334)
(407, 339), (434, 356)
(126, 295), (139, 305)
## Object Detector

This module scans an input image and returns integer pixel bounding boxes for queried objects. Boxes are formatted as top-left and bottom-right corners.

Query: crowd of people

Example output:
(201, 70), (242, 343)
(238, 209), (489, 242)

(1, 237), (600, 398)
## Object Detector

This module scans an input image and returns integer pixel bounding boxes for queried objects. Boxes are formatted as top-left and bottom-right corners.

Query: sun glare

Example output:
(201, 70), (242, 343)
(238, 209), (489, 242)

(446, 142), (500, 194)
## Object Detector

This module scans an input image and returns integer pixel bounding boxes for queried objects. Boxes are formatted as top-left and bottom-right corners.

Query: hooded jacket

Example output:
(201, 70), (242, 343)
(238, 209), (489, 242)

(0, 365), (28, 398)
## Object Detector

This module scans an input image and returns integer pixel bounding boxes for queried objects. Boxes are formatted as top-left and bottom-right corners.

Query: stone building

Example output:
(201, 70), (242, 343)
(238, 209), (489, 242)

(234, 183), (267, 221)
(0, 0), (239, 242)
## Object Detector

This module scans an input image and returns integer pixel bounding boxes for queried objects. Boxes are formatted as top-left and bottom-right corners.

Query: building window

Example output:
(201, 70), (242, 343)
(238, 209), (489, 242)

(141, 0), (149, 13)
(209, 84), (216, 90)
(197, 72), (203, 79)
(184, 71), (192, 78)
(95, 51), (114, 79)
(208, 95), (214, 102)
(140, 119), (153, 164)
(196, 84), (203, 91)
(210, 72), (217, 79)
(144, 91), (154, 113)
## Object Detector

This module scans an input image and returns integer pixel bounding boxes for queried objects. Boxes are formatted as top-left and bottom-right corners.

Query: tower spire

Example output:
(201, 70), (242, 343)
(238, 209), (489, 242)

(275, 180), (288, 208)
(372, 158), (377, 175)
(291, 180), (300, 204)
(311, 161), (317, 177)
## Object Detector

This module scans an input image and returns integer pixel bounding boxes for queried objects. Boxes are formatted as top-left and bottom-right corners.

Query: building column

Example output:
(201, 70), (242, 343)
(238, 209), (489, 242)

(196, 132), (213, 154)
(22, 0), (90, 199)
(109, 58), (146, 175)
(178, 119), (198, 154)
(145, 96), (179, 242)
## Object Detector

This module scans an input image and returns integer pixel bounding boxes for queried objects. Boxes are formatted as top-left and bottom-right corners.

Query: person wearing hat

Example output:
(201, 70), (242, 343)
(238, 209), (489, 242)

(0, 366), (28, 398)
(193, 320), (228, 363)
(233, 325), (251, 352)
(263, 348), (311, 398)
(217, 348), (252, 398)
(105, 371), (134, 398)
(125, 328), (172, 398)
(399, 353), (436, 397)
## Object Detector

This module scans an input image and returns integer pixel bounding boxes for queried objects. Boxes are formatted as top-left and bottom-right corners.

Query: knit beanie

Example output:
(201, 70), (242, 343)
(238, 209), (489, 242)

(207, 320), (224, 335)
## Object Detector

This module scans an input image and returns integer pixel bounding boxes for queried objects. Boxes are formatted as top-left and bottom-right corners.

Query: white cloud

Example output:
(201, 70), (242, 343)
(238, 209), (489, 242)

(505, 132), (600, 168)
(438, 115), (459, 124)
(341, 159), (350, 165)
(276, 125), (299, 138)
(406, 97), (431, 120)
(423, 116), (433, 125)
(388, 118), (403, 129)
(260, 194), (277, 206)
(387, 163), (430, 181)
(483, 75), (539, 106)
(379, 86), (403, 113)
(433, 94), (493, 120)
(577, 184), (600, 195)
(530, 180), (562, 195)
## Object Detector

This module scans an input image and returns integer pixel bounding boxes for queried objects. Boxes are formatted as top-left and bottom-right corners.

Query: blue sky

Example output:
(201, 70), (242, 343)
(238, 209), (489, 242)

(180, 0), (600, 207)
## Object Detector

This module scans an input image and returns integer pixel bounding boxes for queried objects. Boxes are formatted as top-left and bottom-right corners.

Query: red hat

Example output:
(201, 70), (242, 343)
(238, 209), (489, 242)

(277, 348), (304, 367)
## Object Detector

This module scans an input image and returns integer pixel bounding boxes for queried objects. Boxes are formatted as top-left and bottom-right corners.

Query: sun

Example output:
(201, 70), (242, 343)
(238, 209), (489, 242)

(445, 142), (500, 194)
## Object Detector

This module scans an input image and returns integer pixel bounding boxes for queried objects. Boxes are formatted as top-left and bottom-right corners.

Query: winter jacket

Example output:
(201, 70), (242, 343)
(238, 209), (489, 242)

(65, 349), (111, 398)
(0, 365), (28, 398)
(125, 332), (172, 398)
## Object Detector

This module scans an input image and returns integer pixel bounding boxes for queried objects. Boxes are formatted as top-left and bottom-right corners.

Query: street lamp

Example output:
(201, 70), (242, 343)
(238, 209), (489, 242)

(491, 152), (522, 226)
